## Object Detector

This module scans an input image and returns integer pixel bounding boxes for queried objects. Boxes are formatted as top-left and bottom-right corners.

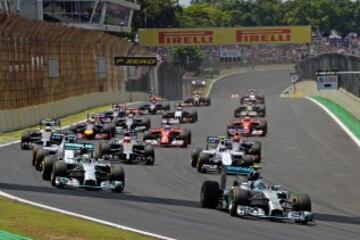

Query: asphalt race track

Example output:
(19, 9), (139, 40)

(1, 70), (359, 240)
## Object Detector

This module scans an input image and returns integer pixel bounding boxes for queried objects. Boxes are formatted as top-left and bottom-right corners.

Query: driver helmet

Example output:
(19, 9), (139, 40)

(45, 126), (52, 132)
(244, 116), (251, 122)
(219, 141), (227, 152)
(123, 136), (131, 144)
(82, 153), (91, 162)
(164, 125), (171, 131)
(233, 133), (241, 142)
(79, 147), (88, 155)
(176, 106), (183, 111)
(128, 113), (134, 118)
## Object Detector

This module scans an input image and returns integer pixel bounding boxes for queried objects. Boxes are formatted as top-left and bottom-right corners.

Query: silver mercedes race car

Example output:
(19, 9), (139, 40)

(201, 173), (313, 224)
(50, 155), (125, 192)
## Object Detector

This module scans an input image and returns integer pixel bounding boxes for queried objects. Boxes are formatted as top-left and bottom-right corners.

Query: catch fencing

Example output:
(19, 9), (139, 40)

(296, 53), (360, 97)
(0, 13), (152, 110)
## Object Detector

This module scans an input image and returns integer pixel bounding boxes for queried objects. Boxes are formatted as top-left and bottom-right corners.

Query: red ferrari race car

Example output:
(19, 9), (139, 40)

(227, 116), (267, 137)
(176, 91), (211, 107)
(69, 116), (115, 140)
(143, 125), (191, 147)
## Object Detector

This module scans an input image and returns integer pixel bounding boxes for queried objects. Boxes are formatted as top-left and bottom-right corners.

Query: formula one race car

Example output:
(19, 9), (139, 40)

(69, 117), (115, 140)
(162, 107), (198, 124)
(115, 114), (150, 134)
(143, 125), (191, 147)
(227, 116), (267, 137)
(138, 96), (170, 115)
(32, 132), (77, 171)
(176, 91), (211, 107)
(98, 135), (155, 165)
(20, 119), (61, 150)
(46, 142), (125, 192)
(50, 156), (125, 192)
(191, 136), (261, 174)
(201, 175), (313, 224)
(234, 103), (266, 118)
(240, 89), (265, 104)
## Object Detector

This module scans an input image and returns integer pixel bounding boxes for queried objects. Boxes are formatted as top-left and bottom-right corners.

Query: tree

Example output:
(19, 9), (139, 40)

(172, 46), (204, 71)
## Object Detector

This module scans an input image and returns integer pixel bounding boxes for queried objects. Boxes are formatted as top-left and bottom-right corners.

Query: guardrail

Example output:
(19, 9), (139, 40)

(296, 53), (360, 97)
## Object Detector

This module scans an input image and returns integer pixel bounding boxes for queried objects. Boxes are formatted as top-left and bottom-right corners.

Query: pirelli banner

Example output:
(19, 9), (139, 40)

(138, 26), (311, 46)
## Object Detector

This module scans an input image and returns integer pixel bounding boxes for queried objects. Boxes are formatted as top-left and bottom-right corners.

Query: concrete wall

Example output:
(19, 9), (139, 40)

(0, 91), (149, 132)
(296, 53), (360, 97)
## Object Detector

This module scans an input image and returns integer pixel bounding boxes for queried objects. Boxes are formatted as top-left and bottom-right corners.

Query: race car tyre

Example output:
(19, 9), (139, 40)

(164, 104), (170, 111)
(42, 155), (57, 180)
(32, 148), (39, 166)
(190, 111), (198, 123)
(69, 125), (77, 133)
(243, 155), (254, 167)
(197, 153), (208, 173)
(250, 199), (269, 215)
(200, 181), (219, 209)
(143, 131), (151, 141)
(206, 98), (211, 106)
(258, 104), (266, 117)
(111, 164), (125, 192)
(99, 143), (111, 156)
(143, 118), (151, 130)
(51, 161), (68, 187)
(292, 193), (312, 212)
(184, 98), (194, 104)
(20, 132), (31, 149)
(35, 149), (48, 171)
(230, 188), (250, 216)
(144, 145), (155, 165)
(178, 132), (188, 148)
(191, 148), (201, 168)
(250, 141), (261, 162)
(183, 129), (192, 145)
(257, 120), (267, 136)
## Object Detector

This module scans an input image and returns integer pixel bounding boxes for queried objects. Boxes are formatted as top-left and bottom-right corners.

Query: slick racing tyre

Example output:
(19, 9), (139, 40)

(191, 148), (201, 168)
(42, 155), (57, 181)
(229, 188), (250, 216)
(144, 145), (155, 165)
(111, 164), (125, 192)
(51, 161), (68, 187)
(200, 181), (219, 209)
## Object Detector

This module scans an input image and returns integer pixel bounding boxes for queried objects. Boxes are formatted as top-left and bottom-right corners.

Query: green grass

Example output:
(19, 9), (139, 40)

(312, 96), (360, 140)
(0, 104), (113, 145)
(0, 197), (154, 240)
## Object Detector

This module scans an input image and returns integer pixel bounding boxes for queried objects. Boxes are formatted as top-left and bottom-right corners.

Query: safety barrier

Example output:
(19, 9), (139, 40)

(296, 53), (360, 97)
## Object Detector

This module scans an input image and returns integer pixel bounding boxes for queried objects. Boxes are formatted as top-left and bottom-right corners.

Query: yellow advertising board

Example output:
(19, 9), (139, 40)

(139, 26), (311, 46)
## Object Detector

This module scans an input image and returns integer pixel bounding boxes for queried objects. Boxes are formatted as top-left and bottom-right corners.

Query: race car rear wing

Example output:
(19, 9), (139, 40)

(64, 142), (94, 152)
(40, 119), (61, 128)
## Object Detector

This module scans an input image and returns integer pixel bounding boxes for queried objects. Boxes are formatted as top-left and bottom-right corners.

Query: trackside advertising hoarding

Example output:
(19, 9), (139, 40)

(138, 26), (311, 46)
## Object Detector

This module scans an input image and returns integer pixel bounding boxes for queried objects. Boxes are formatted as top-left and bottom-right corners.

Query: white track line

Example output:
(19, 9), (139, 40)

(0, 191), (176, 240)
(306, 97), (360, 147)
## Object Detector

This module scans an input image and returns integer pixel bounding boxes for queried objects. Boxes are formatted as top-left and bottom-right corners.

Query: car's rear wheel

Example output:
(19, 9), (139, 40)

(197, 153), (208, 173)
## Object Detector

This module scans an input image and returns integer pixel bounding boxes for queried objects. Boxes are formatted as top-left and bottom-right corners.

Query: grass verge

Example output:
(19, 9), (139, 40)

(0, 104), (113, 145)
(311, 96), (360, 140)
(0, 197), (153, 240)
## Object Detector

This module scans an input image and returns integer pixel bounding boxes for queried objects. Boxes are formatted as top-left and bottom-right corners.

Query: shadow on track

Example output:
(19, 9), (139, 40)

(0, 182), (199, 208)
